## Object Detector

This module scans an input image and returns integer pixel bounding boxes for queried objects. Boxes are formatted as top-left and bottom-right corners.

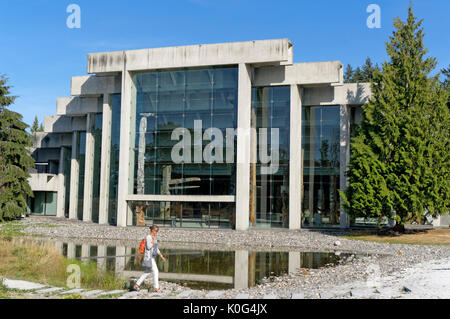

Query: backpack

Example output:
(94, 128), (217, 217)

(139, 239), (146, 254)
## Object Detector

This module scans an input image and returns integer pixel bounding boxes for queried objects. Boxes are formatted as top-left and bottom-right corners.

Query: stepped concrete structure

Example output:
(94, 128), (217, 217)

(27, 38), (387, 230)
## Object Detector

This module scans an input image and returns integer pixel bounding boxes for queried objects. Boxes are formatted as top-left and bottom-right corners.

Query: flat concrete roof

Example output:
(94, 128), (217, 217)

(87, 39), (293, 74)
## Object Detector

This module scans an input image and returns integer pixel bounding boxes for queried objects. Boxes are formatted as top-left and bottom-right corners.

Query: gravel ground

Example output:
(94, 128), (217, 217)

(9, 216), (450, 299)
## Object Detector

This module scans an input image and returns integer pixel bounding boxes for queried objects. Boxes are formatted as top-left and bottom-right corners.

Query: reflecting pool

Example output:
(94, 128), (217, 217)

(48, 240), (367, 290)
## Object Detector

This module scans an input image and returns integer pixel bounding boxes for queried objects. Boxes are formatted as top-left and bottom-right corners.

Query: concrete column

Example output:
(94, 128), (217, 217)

(83, 113), (95, 222)
(234, 250), (249, 289)
(99, 94), (112, 225)
(69, 132), (80, 220)
(235, 63), (252, 231)
(117, 69), (136, 227)
(340, 104), (351, 228)
(289, 85), (302, 229)
(57, 147), (67, 218)
(288, 252), (301, 274)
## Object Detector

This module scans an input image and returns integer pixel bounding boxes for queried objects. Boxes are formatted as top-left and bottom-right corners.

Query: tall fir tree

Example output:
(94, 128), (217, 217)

(31, 115), (39, 133)
(0, 75), (34, 221)
(341, 5), (450, 230)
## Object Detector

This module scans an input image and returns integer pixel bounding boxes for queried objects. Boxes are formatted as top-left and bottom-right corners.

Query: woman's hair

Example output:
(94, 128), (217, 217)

(150, 225), (159, 232)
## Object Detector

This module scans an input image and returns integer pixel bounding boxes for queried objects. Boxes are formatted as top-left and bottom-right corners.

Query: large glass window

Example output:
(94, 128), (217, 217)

(77, 132), (86, 220)
(131, 201), (234, 229)
(29, 191), (57, 216)
(91, 114), (102, 223)
(109, 94), (121, 225)
(131, 67), (238, 228)
(251, 86), (290, 228)
(302, 106), (340, 227)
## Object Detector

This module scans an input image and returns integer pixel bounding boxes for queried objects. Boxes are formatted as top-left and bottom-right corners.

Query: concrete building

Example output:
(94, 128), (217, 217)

(27, 39), (378, 229)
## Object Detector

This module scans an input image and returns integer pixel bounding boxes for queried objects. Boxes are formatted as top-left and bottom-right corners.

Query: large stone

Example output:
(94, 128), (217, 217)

(3, 279), (46, 290)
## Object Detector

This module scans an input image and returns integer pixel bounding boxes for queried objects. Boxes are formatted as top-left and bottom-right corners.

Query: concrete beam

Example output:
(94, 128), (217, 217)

(33, 132), (72, 149)
(302, 83), (371, 106)
(126, 195), (235, 203)
(254, 61), (343, 87)
(44, 116), (87, 133)
(57, 97), (102, 116)
(28, 173), (59, 192)
(71, 75), (121, 97)
(88, 39), (293, 74)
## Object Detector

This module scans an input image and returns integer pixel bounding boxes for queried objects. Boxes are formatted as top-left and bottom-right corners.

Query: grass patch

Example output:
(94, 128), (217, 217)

(0, 239), (127, 291)
(343, 228), (450, 246)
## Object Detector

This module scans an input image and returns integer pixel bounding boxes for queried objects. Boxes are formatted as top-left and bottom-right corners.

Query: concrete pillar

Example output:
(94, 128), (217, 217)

(289, 85), (302, 229)
(234, 250), (249, 289)
(340, 104), (351, 228)
(117, 70), (136, 227)
(99, 94), (112, 225)
(83, 113), (95, 222)
(57, 147), (67, 218)
(69, 132), (80, 220)
(288, 252), (301, 274)
(235, 63), (252, 231)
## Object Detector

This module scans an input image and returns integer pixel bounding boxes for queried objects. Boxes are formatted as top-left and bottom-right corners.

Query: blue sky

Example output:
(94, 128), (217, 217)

(1, 0), (449, 128)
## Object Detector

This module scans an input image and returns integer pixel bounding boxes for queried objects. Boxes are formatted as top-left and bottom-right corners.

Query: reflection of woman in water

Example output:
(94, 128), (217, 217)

(134, 225), (166, 293)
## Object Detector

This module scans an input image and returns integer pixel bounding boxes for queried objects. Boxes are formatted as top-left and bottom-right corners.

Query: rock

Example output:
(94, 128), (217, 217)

(3, 279), (47, 291)
(402, 286), (412, 293)
(334, 241), (341, 247)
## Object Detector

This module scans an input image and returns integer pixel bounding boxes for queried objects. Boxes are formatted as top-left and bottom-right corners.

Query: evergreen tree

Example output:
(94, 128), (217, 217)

(0, 75), (34, 221)
(344, 58), (380, 83)
(38, 123), (44, 132)
(341, 5), (450, 231)
(31, 116), (39, 133)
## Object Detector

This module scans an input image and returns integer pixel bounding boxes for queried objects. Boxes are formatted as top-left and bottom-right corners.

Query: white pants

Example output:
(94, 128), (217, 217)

(136, 258), (159, 289)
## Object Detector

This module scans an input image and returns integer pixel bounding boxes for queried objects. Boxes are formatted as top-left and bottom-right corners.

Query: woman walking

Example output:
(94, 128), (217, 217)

(134, 225), (166, 293)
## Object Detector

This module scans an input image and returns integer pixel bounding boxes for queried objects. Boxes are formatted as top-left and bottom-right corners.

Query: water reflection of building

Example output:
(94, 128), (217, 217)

(53, 240), (347, 290)
(27, 39), (398, 230)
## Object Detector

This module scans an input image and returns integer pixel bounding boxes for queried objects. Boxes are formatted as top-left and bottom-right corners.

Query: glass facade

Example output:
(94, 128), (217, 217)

(251, 86), (290, 228)
(77, 132), (86, 220)
(109, 94), (121, 225)
(131, 67), (238, 227)
(63, 146), (71, 218)
(302, 106), (340, 227)
(91, 114), (103, 223)
(131, 201), (234, 228)
(29, 191), (57, 216)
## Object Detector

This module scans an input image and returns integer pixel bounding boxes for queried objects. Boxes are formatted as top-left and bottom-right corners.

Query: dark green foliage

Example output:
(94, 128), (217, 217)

(344, 58), (381, 83)
(341, 6), (450, 227)
(0, 75), (34, 221)
(31, 116), (44, 133)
